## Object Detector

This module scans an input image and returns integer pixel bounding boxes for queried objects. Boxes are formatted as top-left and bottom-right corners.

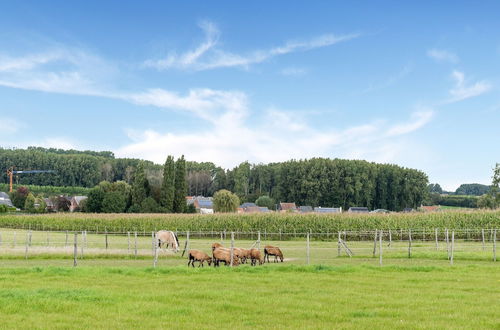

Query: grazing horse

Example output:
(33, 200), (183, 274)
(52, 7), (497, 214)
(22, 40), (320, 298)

(156, 230), (179, 253)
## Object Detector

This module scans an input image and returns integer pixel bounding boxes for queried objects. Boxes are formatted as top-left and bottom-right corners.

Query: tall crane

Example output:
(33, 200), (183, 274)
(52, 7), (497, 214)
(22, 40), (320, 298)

(6, 167), (56, 192)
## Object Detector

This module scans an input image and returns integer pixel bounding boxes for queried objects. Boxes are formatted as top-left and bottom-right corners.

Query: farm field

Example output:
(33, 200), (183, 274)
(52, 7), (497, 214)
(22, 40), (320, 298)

(0, 264), (498, 329)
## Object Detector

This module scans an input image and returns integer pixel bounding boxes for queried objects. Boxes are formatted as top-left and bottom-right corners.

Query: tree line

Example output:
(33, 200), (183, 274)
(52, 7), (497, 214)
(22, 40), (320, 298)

(1, 148), (430, 211)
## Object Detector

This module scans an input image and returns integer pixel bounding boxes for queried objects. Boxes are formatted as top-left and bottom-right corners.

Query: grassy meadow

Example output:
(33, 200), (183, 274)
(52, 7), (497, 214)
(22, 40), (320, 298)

(0, 264), (498, 329)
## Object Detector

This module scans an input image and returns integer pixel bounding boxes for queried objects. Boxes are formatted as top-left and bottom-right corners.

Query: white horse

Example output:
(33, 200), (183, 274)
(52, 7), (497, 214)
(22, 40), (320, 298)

(156, 230), (180, 253)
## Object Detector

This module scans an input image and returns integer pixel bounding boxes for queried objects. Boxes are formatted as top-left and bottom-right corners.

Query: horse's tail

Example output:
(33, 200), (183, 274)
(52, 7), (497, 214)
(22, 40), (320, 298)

(171, 231), (180, 252)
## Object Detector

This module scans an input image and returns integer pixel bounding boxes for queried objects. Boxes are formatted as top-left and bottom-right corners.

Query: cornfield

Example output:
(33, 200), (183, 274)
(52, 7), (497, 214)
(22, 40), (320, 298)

(0, 210), (498, 233)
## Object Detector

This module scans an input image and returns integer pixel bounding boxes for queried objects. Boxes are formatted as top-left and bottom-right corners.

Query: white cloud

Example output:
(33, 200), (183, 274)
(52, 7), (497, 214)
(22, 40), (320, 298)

(427, 49), (459, 63)
(386, 109), (433, 136)
(447, 70), (491, 102)
(144, 21), (359, 71)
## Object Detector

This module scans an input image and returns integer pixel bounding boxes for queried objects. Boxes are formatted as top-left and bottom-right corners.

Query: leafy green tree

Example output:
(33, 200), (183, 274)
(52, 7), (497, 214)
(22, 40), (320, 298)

(85, 187), (105, 212)
(492, 163), (500, 206)
(213, 189), (240, 213)
(10, 186), (29, 209)
(35, 196), (47, 213)
(24, 193), (36, 212)
(455, 183), (490, 196)
(427, 183), (443, 194)
(173, 156), (187, 213)
(141, 197), (159, 213)
(255, 195), (275, 209)
(477, 194), (496, 209)
(160, 155), (175, 212)
(131, 162), (150, 206)
(101, 191), (127, 213)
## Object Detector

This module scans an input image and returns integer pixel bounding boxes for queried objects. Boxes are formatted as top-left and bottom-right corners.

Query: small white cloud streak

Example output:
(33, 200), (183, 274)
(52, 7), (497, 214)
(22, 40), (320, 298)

(427, 49), (459, 63)
(386, 110), (433, 136)
(447, 70), (492, 103)
(144, 21), (359, 71)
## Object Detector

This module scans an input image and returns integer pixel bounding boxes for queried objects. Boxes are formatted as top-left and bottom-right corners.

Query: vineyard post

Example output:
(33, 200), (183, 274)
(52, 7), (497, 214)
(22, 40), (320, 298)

(337, 231), (341, 257)
(127, 232), (131, 254)
(73, 232), (78, 267)
(65, 230), (68, 247)
(306, 232), (310, 265)
(372, 229), (378, 257)
(481, 229), (485, 251)
(389, 229), (392, 248)
(494, 229), (497, 262)
(408, 229), (412, 258)
(230, 232), (234, 267)
(257, 231), (261, 250)
(435, 228), (439, 250)
(134, 231), (138, 258)
(450, 231), (454, 265)
(379, 230), (383, 266)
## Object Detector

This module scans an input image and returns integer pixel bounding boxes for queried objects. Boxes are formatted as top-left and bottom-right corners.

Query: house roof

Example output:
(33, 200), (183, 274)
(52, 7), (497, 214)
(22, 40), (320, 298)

(280, 202), (297, 211)
(0, 192), (13, 207)
(348, 207), (369, 213)
(259, 207), (270, 213)
(244, 206), (262, 213)
(44, 198), (55, 207)
(240, 202), (257, 209)
(314, 207), (341, 213)
(72, 196), (88, 204)
(421, 205), (440, 212)
(197, 200), (213, 209)
(299, 206), (313, 213)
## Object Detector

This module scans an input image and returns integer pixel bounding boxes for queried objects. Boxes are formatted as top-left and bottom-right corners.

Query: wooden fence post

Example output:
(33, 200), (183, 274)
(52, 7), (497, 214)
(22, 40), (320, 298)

(230, 232), (235, 267)
(337, 231), (341, 257)
(134, 231), (138, 258)
(65, 230), (68, 247)
(257, 231), (261, 250)
(25, 231), (30, 259)
(220, 231), (223, 244)
(13, 231), (16, 248)
(435, 228), (439, 250)
(388, 229), (392, 248)
(494, 229), (497, 262)
(445, 229), (450, 260)
(73, 232), (78, 267)
(482, 229), (485, 251)
(307, 232), (310, 265)
(127, 232), (131, 255)
(153, 236), (158, 268)
(151, 232), (155, 256)
(379, 230), (383, 266)
(80, 231), (84, 259)
(105, 230), (108, 250)
(408, 229), (412, 259)
(373, 229), (378, 257)
(46, 231), (50, 247)
(450, 231), (454, 265)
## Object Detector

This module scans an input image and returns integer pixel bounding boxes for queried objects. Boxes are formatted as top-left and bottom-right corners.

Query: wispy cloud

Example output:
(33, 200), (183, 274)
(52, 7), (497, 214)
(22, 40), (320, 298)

(427, 49), (459, 63)
(386, 109), (433, 136)
(359, 65), (413, 94)
(144, 21), (360, 71)
(447, 70), (491, 103)
(280, 67), (308, 76)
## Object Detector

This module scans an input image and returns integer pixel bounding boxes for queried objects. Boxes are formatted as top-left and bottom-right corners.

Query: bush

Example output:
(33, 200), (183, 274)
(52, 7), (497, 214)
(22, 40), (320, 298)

(255, 195), (275, 210)
(10, 186), (29, 209)
(140, 197), (159, 213)
(101, 191), (127, 213)
(0, 204), (8, 213)
(213, 189), (240, 213)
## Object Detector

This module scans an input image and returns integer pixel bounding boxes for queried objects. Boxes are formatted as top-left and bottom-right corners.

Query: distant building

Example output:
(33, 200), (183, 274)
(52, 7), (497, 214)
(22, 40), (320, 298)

(259, 207), (271, 213)
(420, 205), (440, 212)
(314, 207), (342, 213)
(0, 192), (14, 208)
(240, 202), (257, 209)
(370, 209), (389, 214)
(44, 198), (56, 212)
(244, 206), (262, 213)
(299, 206), (313, 213)
(279, 202), (297, 212)
(70, 196), (87, 212)
(347, 207), (369, 213)
(403, 208), (414, 213)
(187, 196), (214, 211)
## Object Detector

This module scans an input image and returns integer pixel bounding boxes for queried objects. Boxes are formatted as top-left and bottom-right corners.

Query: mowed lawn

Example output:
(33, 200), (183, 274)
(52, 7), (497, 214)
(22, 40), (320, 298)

(0, 264), (498, 329)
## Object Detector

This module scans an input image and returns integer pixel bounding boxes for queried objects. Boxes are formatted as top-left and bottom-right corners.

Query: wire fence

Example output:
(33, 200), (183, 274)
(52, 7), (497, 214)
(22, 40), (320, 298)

(0, 228), (497, 267)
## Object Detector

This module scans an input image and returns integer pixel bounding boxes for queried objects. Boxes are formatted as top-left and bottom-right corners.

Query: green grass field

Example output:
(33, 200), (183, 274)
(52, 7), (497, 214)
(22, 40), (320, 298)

(0, 264), (498, 329)
(1, 228), (498, 329)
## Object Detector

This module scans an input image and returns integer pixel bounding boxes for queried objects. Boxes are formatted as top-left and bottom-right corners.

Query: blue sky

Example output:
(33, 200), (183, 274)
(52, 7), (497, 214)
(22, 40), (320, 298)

(0, 1), (499, 190)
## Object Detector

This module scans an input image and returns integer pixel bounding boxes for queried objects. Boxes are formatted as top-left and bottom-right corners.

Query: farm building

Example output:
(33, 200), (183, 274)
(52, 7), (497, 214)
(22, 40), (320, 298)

(70, 196), (87, 212)
(279, 202), (297, 212)
(299, 206), (313, 213)
(187, 196), (214, 213)
(314, 207), (342, 213)
(240, 202), (257, 209)
(0, 192), (14, 208)
(347, 207), (369, 213)
(44, 198), (56, 212)
(420, 205), (440, 212)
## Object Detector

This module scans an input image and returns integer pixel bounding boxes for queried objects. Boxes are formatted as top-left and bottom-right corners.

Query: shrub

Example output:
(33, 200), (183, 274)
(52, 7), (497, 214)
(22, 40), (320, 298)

(0, 204), (8, 213)
(255, 195), (275, 210)
(140, 197), (159, 213)
(101, 191), (127, 213)
(213, 189), (240, 213)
